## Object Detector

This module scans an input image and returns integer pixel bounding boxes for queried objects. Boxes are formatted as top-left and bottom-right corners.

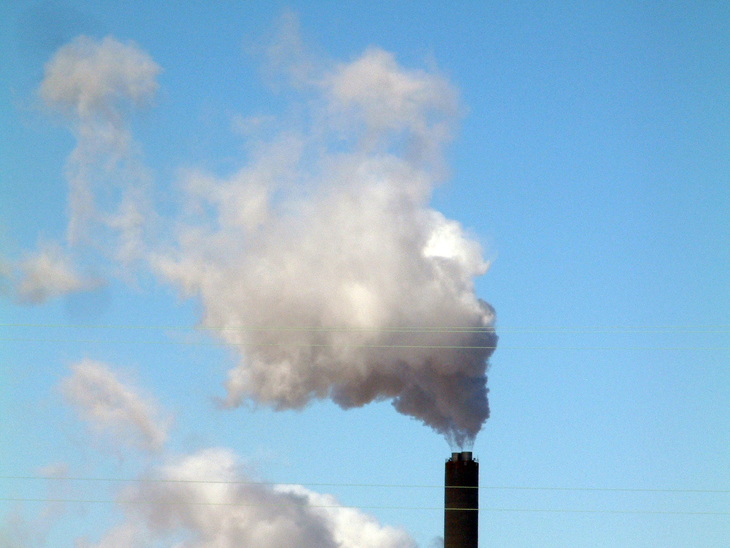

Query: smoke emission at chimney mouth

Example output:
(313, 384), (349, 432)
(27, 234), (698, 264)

(444, 451), (479, 548)
(150, 31), (498, 448)
(33, 21), (498, 448)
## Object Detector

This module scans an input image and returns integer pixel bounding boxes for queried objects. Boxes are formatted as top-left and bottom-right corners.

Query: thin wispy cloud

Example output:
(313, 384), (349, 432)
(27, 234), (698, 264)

(0, 464), (71, 548)
(39, 35), (158, 264)
(14, 244), (99, 304)
(60, 359), (171, 453)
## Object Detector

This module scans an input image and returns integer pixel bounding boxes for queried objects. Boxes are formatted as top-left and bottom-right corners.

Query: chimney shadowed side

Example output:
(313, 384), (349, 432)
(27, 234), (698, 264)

(444, 451), (478, 548)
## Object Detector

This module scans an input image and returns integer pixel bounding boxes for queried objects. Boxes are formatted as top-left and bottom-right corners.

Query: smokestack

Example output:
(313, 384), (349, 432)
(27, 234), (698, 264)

(444, 451), (478, 548)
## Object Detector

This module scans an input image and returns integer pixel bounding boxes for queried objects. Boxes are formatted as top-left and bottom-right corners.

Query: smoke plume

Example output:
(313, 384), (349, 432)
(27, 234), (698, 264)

(39, 34), (158, 264)
(8, 35), (159, 307)
(60, 359), (171, 452)
(56, 364), (416, 548)
(14, 243), (99, 304)
(153, 30), (497, 447)
(79, 448), (416, 548)
(37, 23), (497, 447)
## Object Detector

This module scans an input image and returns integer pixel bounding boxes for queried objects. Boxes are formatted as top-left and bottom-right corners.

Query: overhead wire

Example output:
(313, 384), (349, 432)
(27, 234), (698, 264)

(0, 497), (726, 516)
(2, 475), (728, 494)
(1, 337), (728, 351)
(2, 324), (726, 518)
(1, 323), (729, 333)
(2, 322), (726, 350)
(4, 475), (726, 517)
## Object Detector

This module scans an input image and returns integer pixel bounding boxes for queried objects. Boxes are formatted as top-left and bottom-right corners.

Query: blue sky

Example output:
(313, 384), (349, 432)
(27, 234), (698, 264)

(1, 1), (728, 547)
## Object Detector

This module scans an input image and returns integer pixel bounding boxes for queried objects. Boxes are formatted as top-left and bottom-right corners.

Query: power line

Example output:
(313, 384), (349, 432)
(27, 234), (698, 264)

(1, 323), (729, 333)
(1, 498), (726, 516)
(2, 476), (727, 494)
(0, 323), (495, 333)
(2, 337), (728, 351)
(1, 337), (500, 349)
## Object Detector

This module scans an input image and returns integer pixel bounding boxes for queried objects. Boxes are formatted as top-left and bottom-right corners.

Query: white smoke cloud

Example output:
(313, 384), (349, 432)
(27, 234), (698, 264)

(0, 464), (70, 548)
(278, 484), (418, 548)
(0, 254), (11, 295)
(38, 34), (159, 121)
(153, 30), (497, 447)
(35, 23), (497, 446)
(38, 35), (158, 263)
(263, 9), (318, 88)
(0, 509), (34, 548)
(80, 448), (416, 548)
(324, 48), (458, 167)
(8, 21), (498, 548)
(60, 359), (171, 452)
(55, 368), (416, 548)
(14, 244), (99, 304)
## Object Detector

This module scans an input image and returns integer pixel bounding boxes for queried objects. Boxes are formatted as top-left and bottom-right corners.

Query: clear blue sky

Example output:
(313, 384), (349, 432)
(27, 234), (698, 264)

(1, 1), (728, 547)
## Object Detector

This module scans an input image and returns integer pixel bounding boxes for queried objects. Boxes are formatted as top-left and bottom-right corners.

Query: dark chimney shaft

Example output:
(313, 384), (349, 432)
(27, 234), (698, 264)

(444, 451), (478, 548)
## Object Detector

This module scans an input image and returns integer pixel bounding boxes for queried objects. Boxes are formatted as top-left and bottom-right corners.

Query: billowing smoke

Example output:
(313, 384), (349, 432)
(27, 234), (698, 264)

(35, 22), (497, 447)
(56, 364), (416, 548)
(152, 36), (498, 446)
(82, 448), (416, 548)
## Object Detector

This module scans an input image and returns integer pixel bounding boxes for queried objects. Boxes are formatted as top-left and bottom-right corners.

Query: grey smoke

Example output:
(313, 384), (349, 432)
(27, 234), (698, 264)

(60, 359), (171, 453)
(0, 464), (70, 548)
(428, 537), (445, 548)
(14, 244), (99, 304)
(11, 35), (158, 304)
(55, 365), (416, 548)
(153, 35), (498, 446)
(36, 26), (497, 447)
(38, 34), (158, 264)
(79, 448), (416, 548)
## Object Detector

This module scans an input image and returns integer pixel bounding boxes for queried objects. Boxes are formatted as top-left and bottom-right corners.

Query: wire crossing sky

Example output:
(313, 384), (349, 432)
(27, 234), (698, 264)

(1, 2), (729, 548)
